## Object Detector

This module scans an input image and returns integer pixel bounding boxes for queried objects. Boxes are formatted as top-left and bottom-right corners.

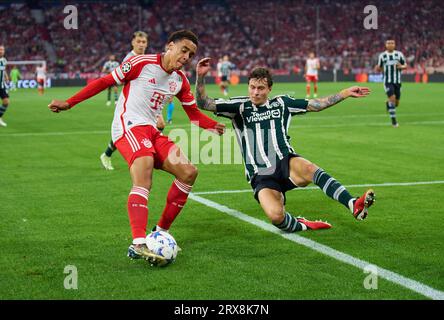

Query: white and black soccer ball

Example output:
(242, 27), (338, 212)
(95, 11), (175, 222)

(146, 231), (179, 266)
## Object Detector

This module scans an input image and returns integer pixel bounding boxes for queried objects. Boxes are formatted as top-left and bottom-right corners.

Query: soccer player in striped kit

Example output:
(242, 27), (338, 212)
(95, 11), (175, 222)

(0, 45), (10, 127)
(375, 39), (407, 127)
(102, 55), (120, 106)
(49, 30), (225, 265)
(196, 58), (375, 233)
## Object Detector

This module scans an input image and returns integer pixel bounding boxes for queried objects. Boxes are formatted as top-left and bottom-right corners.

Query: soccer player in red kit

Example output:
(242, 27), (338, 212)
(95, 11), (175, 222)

(48, 30), (226, 265)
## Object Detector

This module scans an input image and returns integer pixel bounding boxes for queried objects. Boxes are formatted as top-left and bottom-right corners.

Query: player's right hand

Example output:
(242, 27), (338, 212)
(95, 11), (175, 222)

(196, 57), (211, 77)
(48, 100), (71, 113)
(213, 122), (226, 135)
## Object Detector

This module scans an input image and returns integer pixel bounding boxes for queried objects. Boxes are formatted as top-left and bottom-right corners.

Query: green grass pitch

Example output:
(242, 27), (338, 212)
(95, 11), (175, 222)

(0, 82), (443, 299)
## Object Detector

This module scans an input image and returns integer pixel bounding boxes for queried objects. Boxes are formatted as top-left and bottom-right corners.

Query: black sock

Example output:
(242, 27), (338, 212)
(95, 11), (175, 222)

(0, 104), (8, 117)
(313, 168), (354, 212)
(273, 212), (305, 232)
(104, 140), (116, 157)
(387, 101), (397, 125)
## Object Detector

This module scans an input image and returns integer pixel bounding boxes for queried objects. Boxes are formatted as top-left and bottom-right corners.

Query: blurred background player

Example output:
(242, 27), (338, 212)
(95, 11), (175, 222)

(375, 39), (407, 127)
(219, 55), (235, 96)
(0, 45), (10, 127)
(166, 96), (174, 124)
(305, 52), (320, 98)
(9, 66), (21, 92)
(36, 64), (46, 95)
(101, 55), (119, 106)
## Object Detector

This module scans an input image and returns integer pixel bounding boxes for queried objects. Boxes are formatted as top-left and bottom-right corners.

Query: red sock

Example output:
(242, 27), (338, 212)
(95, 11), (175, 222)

(314, 83), (318, 94)
(157, 179), (192, 230)
(306, 84), (311, 95)
(127, 186), (149, 244)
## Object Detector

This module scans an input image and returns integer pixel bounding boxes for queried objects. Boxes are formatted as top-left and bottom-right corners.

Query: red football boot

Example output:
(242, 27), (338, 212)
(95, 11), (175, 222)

(297, 217), (332, 230)
(353, 189), (375, 220)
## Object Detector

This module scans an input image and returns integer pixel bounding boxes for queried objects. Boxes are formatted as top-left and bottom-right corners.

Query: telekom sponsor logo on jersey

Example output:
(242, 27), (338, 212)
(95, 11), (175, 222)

(150, 91), (166, 110)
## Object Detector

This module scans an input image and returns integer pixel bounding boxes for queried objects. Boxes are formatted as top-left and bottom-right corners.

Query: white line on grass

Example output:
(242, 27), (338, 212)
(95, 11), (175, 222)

(189, 193), (444, 300)
(193, 180), (444, 195)
(0, 124), (193, 137)
(0, 120), (443, 137)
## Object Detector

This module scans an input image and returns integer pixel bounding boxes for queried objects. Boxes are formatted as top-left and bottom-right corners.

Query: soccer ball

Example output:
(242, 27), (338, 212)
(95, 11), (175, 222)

(146, 231), (179, 266)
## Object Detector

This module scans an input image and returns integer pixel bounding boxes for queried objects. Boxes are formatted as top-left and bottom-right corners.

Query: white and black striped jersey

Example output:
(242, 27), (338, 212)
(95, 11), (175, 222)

(377, 50), (406, 84)
(103, 60), (120, 73)
(0, 57), (7, 89)
(220, 61), (235, 77)
(215, 95), (308, 182)
(123, 50), (137, 62)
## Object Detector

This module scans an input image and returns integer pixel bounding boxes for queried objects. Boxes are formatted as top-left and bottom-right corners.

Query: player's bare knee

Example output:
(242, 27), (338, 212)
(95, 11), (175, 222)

(303, 162), (318, 183)
(267, 208), (285, 225)
(180, 164), (198, 185)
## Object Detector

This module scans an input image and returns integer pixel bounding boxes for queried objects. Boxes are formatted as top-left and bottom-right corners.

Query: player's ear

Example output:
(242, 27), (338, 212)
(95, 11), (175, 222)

(166, 41), (175, 52)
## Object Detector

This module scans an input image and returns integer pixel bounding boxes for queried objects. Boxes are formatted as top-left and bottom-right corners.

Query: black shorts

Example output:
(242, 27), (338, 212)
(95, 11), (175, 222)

(221, 75), (228, 82)
(250, 153), (300, 204)
(0, 88), (9, 99)
(384, 83), (401, 100)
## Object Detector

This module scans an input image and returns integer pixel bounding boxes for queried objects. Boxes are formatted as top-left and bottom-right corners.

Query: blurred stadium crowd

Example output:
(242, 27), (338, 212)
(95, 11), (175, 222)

(1, 0), (443, 79)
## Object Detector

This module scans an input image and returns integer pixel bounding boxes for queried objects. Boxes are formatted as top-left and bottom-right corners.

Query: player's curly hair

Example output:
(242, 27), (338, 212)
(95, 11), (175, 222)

(248, 67), (273, 87)
(167, 30), (198, 47)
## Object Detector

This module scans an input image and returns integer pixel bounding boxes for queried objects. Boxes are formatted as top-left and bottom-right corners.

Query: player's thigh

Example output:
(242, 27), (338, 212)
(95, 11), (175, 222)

(2, 97), (9, 105)
(258, 188), (285, 223)
(160, 143), (198, 184)
(129, 156), (155, 189)
(289, 157), (319, 187)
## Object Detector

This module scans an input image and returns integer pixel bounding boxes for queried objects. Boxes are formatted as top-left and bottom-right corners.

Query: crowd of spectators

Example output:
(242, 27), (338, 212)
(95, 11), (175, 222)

(0, 0), (442, 78)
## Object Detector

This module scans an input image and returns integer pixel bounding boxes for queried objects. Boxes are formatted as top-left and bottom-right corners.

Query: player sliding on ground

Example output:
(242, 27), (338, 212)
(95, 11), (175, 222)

(195, 58), (375, 232)
(48, 31), (225, 265)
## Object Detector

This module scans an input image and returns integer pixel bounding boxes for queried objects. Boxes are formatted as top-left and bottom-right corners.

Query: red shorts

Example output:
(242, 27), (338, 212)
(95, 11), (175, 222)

(114, 125), (176, 168)
(305, 75), (318, 82)
(37, 78), (45, 88)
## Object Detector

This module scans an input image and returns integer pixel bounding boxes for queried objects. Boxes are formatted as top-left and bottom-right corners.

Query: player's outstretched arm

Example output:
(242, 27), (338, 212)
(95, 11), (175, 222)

(48, 74), (116, 113)
(307, 86), (370, 112)
(195, 57), (216, 112)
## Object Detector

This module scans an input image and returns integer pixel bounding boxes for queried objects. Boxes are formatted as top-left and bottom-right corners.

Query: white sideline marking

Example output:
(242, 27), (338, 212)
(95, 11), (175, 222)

(0, 124), (192, 137)
(0, 120), (443, 137)
(189, 193), (444, 300)
(193, 180), (444, 195)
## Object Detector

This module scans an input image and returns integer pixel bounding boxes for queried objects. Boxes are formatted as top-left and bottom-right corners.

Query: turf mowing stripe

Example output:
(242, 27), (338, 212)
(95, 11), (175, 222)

(1, 120), (443, 137)
(193, 180), (444, 195)
(189, 193), (444, 300)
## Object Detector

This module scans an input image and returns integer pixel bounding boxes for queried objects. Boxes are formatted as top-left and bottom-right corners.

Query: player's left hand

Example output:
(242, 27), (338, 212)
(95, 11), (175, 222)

(213, 122), (226, 135)
(48, 100), (71, 113)
(345, 86), (371, 98)
(196, 57), (212, 77)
